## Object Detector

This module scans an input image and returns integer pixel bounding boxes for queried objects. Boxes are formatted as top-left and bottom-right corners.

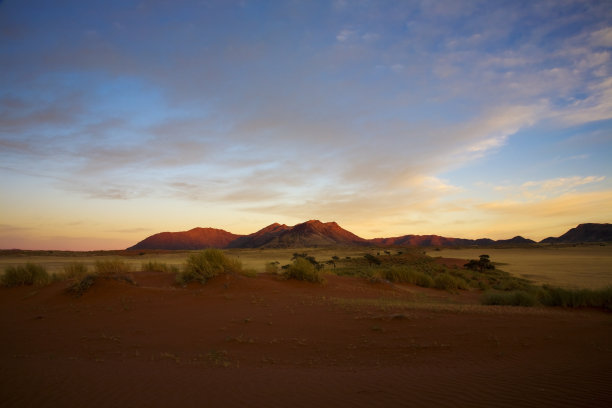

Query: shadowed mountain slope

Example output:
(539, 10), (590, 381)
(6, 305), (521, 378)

(227, 223), (291, 248)
(540, 223), (612, 243)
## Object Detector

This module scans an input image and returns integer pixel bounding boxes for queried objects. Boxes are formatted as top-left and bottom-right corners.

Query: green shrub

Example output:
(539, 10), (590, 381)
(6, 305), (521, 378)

(176, 249), (242, 285)
(482, 290), (537, 307)
(63, 262), (89, 279)
(283, 257), (323, 283)
(1, 264), (50, 287)
(94, 259), (132, 276)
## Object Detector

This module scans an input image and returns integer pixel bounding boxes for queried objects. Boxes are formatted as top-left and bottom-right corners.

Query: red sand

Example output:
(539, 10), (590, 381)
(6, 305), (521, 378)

(1, 272), (611, 407)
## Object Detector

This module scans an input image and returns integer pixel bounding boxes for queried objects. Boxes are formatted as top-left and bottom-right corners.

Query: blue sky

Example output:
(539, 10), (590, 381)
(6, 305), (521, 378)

(1, 0), (611, 250)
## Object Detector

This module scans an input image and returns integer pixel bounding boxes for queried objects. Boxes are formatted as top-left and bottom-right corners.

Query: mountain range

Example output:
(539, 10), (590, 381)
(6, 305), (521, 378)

(127, 221), (611, 250)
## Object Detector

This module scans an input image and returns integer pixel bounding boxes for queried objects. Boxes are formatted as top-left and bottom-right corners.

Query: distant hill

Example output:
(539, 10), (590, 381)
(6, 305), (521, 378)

(256, 220), (368, 248)
(540, 223), (612, 243)
(126, 221), (611, 250)
(496, 236), (536, 245)
(127, 227), (243, 250)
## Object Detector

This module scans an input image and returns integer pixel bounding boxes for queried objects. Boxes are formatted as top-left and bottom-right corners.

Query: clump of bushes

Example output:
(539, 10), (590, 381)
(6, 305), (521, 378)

(66, 259), (135, 297)
(283, 257), (324, 283)
(1, 263), (50, 287)
(176, 249), (242, 285)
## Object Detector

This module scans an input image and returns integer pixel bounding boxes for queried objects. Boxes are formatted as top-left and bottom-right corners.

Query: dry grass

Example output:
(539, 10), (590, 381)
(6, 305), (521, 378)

(429, 245), (612, 289)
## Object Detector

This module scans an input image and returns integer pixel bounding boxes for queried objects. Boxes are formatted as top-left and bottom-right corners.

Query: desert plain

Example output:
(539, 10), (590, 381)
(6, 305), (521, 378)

(1, 245), (611, 407)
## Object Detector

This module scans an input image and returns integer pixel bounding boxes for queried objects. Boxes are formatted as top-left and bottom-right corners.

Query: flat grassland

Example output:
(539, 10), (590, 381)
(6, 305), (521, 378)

(428, 245), (612, 289)
(1, 247), (611, 407)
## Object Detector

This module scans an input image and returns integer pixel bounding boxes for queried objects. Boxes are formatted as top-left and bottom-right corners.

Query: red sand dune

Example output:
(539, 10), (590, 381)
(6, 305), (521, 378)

(1, 271), (611, 407)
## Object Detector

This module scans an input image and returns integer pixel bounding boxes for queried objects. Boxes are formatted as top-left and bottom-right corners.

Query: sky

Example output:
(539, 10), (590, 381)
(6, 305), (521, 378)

(1, 0), (611, 250)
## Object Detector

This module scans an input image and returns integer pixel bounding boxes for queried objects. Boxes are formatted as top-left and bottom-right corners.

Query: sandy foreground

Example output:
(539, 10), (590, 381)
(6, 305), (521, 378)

(1, 270), (611, 408)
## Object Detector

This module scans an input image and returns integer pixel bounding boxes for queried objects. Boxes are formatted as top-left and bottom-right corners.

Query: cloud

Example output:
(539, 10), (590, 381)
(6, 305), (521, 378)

(556, 77), (612, 125)
(336, 29), (356, 42)
(478, 190), (612, 219)
(522, 176), (605, 192)
(590, 27), (612, 47)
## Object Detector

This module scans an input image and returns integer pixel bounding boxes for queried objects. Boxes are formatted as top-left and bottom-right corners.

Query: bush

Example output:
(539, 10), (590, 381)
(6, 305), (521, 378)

(95, 259), (132, 276)
(283, 257), (323, 283)
(482, 290), (537, 307)
(176, 249), (242, 285)
(63, 263), (89, 279)
(1, 264), (50, 287)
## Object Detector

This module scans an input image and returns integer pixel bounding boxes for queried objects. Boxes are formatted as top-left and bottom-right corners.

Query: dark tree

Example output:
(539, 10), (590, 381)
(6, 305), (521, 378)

(364, 253), (381, 266)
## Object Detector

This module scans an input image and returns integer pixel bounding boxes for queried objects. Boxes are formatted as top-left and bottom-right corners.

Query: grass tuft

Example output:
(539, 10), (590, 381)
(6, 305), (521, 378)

(176, 249), (243, 285)
(62, 262), (89, 279)
(379, 266), (434, 288)
(94, 259), (132, 276)
(1, 264), (50, 287)
(141, 261), (179, 273)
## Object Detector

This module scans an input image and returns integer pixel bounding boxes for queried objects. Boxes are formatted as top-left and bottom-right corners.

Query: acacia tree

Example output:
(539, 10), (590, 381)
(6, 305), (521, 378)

(464, 254), (495, 273)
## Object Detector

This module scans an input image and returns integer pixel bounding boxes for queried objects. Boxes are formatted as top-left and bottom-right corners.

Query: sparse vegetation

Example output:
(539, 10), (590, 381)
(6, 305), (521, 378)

(175, 249), (243, 285)
(482, 290), (538, 307)
(481, 285), (612, 310)
(1, 263), (50, 287)
(538, 285), (612, 310)
(379, 266), (434, 288)
(433, 273), (468, 292)
(62, 262), (89, 279)
(95, 259), (132, 276)
(265, 261), (280, 274)
(67, 274), (98, 297)
(283, 257), (324, 283)
(141, 261), (179, 273)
